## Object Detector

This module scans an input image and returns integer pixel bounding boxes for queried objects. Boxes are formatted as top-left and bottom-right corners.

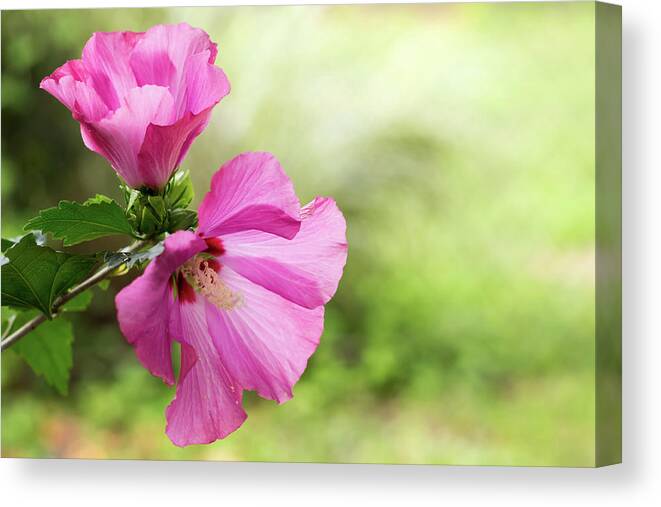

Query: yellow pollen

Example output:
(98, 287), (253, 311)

(181, 258), (242, 310)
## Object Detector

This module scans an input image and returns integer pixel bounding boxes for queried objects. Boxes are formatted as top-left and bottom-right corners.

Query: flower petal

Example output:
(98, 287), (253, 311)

(41, 24), (227, 190)
(130, 22), (218, 88)
(165, 299), (247, 446)
(174, 49), (230, 117)
(40, 60), (109, 123)
(127, 42), (175, 89)
(205, 265), (324, 403)
(137, 107), (213, 190)
(198, 152), (302, 240)
(82, 85), (175, 188)
(115, 231), (206, 384)
(81, 31), (142, 110)
(221, 197), (348, 309)
(129, 23), (226, 117)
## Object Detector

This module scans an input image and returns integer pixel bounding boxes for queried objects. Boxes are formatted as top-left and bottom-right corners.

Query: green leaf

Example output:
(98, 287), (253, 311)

(84, 194), (113, 205)
(1, 238), (16, 252)
(60, 276), (113, 310)
(165, 170), (194, 209)
(168, 209), (198, 232)
(1, 307), (18, 336)
(11, 310), (73, 395)
(2, 231), (46, 253)
(147, 195), (167, 219)
(23, 195), (134, 246)
(1, 235), (97, 316)
(123, 185), (140, 213)
(60, 290), (93, 312)
(122, 171), (196, 237)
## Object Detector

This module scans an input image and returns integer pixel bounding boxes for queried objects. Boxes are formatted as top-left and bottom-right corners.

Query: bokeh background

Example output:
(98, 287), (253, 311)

(1, 2), (597, 465)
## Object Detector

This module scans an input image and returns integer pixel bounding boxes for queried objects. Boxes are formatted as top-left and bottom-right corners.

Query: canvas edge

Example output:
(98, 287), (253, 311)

(594, 0), (622, 468)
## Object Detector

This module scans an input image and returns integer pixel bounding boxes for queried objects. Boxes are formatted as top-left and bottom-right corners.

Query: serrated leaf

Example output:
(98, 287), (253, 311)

(24, 195), (134, 246)
(1, 235), (97, 315)
(11, 310), (73, 395)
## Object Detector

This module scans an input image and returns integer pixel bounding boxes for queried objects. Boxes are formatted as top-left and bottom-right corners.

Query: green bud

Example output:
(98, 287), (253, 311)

(138, 205), (161, 236)
(168, 209), (198, 233)
(147, 195), (167, 221)
(165, 170), (194, 209)
(121, 171), (198, 238)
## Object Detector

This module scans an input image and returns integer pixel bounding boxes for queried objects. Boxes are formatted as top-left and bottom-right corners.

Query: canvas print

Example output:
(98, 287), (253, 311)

(0, 1), (621, 466)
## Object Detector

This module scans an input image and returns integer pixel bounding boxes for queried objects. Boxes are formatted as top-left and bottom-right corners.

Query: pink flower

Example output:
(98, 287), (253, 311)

(40, 23), (230, 190)
(115, 152), (348, 446)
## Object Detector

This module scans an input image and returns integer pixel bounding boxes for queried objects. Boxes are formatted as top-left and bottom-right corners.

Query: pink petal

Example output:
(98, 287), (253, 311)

(115, 231), (206, 384)
(221, 197), (348, 309)
(40, 60), (109, 123)
(130, 22), (217, 89)
(137, 107), (213, 190)
(198, 152), (302, 240)
(174, 49), (230, 117)
(165, 299), (247, 446)
(41, 24), (229, 189)
(206, 265), (325, 403)
(82, 85), (175, 188)
(81, 31), (143, 110)
(127, 43), (175, 89)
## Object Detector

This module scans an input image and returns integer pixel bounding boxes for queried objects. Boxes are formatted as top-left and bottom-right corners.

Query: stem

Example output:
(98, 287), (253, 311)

(1, 239), (148, 351)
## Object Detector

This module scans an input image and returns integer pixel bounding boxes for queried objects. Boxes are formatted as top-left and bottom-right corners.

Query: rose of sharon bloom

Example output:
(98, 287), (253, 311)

(115, 152), (348, 446)
(40, 23), (229, 190)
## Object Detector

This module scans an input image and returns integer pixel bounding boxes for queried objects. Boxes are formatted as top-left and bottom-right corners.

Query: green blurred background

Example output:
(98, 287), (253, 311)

(1, 2), (596, 465)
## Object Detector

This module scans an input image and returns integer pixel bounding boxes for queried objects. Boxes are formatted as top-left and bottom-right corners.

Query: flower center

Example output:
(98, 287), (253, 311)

(180, 256), (241, 310)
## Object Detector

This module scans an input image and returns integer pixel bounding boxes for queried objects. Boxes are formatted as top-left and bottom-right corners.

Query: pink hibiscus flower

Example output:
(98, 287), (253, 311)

(40, 23), (230, 190)
(115, 152), (348, 446)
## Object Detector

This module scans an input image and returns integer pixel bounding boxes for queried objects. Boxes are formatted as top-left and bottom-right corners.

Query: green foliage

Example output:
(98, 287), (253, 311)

(163, 171), (197, 233)
(1, 231), (46, 253)
(1, 238), (16, 252)
(165, 170), (195, 209)
(0, 235), (97, 316)
(60, 290), (93, 312)
(128, 194), (164, 237)
(9, 309), (74, 395)
(97, 279), (110, 291)
(23, 194), (133, 246)
(124, 170), (197, 237)
(167, 209), (198, 232)
(2, 280), (103, 395)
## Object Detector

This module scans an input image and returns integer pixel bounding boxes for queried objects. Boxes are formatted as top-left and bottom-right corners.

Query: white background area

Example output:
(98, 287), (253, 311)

(1, 0), (659, 505)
